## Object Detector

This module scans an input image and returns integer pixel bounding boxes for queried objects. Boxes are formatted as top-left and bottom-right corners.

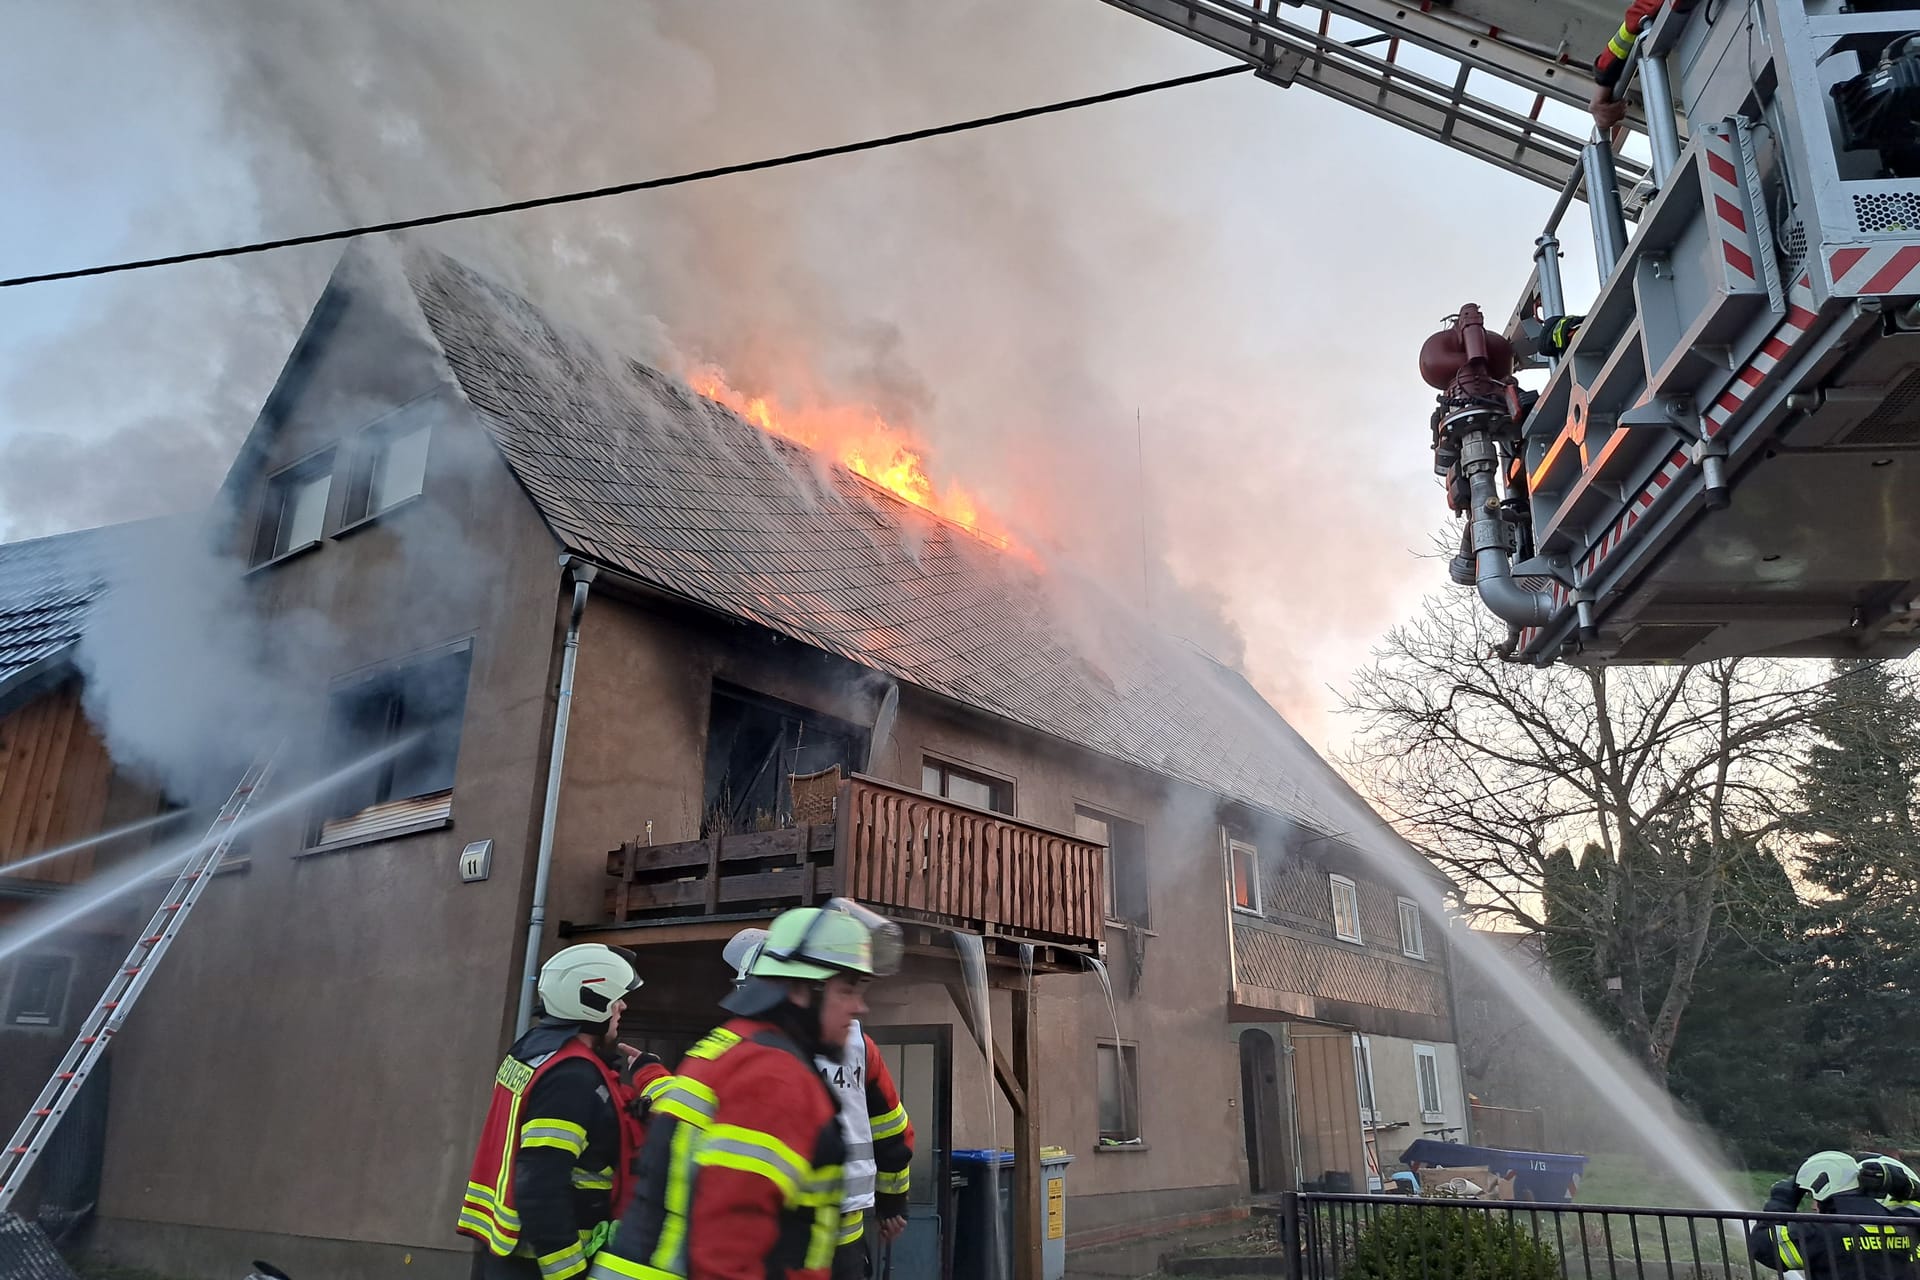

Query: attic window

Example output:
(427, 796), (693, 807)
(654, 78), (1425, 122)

(922, 758), (1013, 815)
(253, 451), (334, 565)
(311, 643), (473, 850)
(344, 412), (431, 525)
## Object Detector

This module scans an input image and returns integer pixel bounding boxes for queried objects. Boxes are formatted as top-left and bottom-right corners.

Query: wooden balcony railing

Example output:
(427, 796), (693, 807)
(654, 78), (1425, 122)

(601, 774), (1105, 952)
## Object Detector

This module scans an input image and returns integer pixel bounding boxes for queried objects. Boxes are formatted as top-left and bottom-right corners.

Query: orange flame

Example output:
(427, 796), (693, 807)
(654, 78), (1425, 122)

(689, 365), (1014, 551)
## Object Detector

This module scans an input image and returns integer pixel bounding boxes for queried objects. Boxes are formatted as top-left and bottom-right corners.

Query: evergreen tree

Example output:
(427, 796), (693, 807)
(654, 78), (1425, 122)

(1791, 659), (1920, 1141)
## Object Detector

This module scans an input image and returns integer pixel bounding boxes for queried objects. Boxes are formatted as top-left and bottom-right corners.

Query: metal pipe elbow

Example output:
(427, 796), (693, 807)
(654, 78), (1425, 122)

(1475, 552), (1556, 627)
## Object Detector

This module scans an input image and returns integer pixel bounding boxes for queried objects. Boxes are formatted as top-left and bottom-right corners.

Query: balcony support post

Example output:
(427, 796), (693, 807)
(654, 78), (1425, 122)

(1012, 979), (1042, 1280)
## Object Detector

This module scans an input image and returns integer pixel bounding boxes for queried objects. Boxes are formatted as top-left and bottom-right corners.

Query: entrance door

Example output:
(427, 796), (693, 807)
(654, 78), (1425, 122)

(872, 1024), (953, 1280)
(1239, 1029), (1292, 1194)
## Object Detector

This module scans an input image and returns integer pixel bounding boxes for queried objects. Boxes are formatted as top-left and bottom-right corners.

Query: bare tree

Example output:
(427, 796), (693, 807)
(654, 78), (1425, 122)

(1343, 591), (1824, 1080)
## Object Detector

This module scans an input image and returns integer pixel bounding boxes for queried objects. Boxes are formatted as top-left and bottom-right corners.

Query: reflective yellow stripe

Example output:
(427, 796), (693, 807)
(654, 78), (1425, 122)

(459, 1206), (515, 1253)
(465, 1182), (524, 1229)
(650, 1120), (697, 1273)
(521, 1118), (589, 1155)
(876, 1168), (910, 1195)
(1607, 22), (1635, 58)
(639, 1075), (676, 1105)
(838, 1210), (866, 1246)
(696, 1124), (816, 1202)
(652, 1079), (719, 1127)
(685, 1027), (742, 1061)
(870, 1104), (909, 1141)
(1775, 1226), (1805, 1269)
(806, 1202), (839, 1270)
(571, 1166), (615, 1191)
(537, 1241), (589, 1280)
(587, 1254), (676, 1280)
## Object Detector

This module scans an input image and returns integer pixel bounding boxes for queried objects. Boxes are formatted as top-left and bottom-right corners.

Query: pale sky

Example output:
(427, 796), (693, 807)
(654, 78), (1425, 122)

(0, 1), (1615, 752)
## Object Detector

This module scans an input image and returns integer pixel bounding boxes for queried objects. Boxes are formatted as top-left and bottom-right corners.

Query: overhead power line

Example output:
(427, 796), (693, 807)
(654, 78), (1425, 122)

(1, 63), (1252, 290)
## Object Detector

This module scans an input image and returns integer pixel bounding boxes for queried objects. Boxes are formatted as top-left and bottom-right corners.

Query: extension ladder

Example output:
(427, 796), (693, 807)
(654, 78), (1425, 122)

(0, 757), (275, 1213)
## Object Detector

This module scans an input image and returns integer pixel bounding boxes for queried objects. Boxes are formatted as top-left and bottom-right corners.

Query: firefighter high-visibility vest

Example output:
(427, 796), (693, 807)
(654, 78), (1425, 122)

(819, 1018), (877, 1213)
(458, 1038), (648, 1261)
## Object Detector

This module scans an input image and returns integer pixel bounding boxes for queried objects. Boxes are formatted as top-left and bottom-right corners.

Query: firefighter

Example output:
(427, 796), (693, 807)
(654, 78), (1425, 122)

(1749, 1151), (1920, 1280)
(1862, 1157), (1920, 1212)
(588, 899), (902, 1280)
(1587, 0), (1677, 129)
(724, 927), (916, 1280)
(459, 944), (670, 1280)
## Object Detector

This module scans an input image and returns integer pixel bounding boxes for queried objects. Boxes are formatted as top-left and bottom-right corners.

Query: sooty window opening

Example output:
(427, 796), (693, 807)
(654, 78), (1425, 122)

(702, 684), (867, 836)
(314, 643), (474, 846)
(1076, 806), (1150, 927)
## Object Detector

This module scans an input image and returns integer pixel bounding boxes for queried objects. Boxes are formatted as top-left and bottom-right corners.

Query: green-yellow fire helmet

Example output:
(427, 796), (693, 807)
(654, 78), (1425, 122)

(750, 898), (903, 982)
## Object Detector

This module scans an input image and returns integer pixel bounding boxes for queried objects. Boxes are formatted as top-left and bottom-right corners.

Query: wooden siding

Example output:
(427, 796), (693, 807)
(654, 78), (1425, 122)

(1233, 921), (1450, 1019)
(0, 681), (114, 882)
(1291, 1029), (1367, 1192)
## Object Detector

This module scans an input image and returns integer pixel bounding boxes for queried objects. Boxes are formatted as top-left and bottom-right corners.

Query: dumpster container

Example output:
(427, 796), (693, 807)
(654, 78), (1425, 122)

(952, 1148), (1076, 1280)
(1398, 1139), (1589, 1203)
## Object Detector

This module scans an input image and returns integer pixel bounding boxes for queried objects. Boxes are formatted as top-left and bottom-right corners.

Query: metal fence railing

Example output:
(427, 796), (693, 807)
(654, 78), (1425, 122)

(1279, 1193), (1920, 1280)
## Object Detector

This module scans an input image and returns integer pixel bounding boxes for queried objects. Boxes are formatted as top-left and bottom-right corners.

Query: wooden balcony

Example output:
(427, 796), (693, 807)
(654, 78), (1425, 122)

(594, 774), (1106, 964)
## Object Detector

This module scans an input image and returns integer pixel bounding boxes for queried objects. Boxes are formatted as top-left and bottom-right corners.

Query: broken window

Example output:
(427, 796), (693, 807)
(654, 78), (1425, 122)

(1229, 839), (1261, 914)
(344, 409), (432, 524)
(701, 685), (866, 836)
(921, 758), (1012, 815)
(1076, 806), (1150, 927)
(314, 643), (473, 847)
(1096, 1042), (1141, 1144)
(6, 954), (71, 1028)
(253, 451), (334, 564)
(1330, 874), (1362, 943)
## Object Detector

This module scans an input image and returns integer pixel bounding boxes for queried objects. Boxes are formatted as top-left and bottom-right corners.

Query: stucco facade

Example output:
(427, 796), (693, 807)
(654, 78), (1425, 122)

(0, 251), (1468, 1278)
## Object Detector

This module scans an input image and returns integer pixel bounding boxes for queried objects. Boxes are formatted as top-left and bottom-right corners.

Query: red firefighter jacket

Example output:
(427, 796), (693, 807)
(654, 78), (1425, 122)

(460, 1029), (671, 1279)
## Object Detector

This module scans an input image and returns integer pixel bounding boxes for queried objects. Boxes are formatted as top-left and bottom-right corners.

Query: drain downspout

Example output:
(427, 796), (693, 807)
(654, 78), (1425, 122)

(516, 557), (598, 1037)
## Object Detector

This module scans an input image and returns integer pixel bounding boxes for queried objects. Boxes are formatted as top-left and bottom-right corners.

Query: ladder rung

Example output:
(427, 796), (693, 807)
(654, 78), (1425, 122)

(121, 967), (143, 976)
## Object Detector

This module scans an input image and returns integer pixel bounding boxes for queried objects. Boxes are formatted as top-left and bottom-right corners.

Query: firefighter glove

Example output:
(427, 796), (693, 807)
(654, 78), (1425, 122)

(1767, 1179), (1805, 1212)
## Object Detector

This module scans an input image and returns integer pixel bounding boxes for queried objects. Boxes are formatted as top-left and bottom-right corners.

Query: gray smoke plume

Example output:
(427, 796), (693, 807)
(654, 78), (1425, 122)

(0, 0), (1534, 747)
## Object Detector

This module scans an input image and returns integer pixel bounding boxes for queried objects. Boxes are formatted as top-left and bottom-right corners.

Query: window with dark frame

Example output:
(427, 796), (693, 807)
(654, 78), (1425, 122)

(343, 412), (432, 525)
(701, 685), (867, 836)
(1075, 806), (1150, 928)
(1229, 838), (1261, 914)
(314, 644), (474, 847)
(252, 451), (334, 565)
(1096, 1041), (1141, 1144)
(920, 758), (1013, 815)
(7, 955), (72, 1028)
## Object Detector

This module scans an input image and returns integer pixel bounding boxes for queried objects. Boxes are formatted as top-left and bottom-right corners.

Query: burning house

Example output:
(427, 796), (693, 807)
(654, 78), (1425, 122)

(0, 245), (1468, 1279)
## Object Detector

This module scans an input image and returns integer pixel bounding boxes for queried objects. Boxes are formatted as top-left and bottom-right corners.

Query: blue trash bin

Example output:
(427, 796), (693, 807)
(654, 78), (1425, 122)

(952, 1149), (1014, 1280)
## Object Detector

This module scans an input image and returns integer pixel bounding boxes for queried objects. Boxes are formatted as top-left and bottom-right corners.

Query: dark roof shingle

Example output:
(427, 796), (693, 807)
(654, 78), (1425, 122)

(410, 254), (1345, 831)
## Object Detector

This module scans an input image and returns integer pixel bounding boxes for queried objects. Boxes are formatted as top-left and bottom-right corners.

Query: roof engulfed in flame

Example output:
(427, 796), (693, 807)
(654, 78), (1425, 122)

(689, 366), (1013, 551)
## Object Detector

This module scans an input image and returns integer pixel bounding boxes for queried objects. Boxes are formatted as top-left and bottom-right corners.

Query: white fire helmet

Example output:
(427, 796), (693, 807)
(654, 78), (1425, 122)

(538, 943), (642, 1024)
(724, 928), (770, 982)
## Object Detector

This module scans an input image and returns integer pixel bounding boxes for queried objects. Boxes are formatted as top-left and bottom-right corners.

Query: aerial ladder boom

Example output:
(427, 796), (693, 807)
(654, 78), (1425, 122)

(1096, 0), (1654, 191)
(1110, 0), (1920, 667)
